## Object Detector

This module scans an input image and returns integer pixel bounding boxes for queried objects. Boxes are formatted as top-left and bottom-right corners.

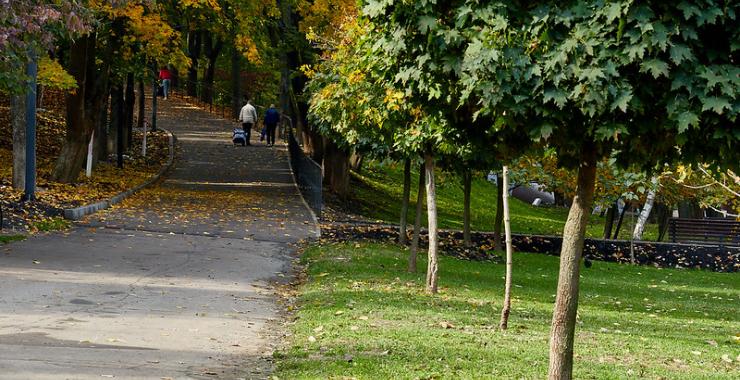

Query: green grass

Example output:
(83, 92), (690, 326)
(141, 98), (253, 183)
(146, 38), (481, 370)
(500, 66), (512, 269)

(350, 161), (659, 240)
(30, 217), (71, 232)
(275, 242), (740, 379)
(0, 235), (25, 244)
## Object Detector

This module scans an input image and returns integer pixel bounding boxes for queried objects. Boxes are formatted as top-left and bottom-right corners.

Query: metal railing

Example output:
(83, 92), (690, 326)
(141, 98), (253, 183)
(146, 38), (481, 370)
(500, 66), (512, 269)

(288, 126), (322, 217)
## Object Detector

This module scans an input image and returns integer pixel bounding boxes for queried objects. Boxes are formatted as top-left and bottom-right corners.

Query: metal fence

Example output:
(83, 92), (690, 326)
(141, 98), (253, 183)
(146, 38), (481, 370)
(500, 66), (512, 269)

(288, 128), (322, 217)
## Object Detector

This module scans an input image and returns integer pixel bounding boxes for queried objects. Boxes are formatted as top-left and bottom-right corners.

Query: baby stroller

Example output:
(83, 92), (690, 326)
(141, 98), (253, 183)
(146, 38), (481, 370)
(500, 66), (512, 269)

(232, 129), (247, 146)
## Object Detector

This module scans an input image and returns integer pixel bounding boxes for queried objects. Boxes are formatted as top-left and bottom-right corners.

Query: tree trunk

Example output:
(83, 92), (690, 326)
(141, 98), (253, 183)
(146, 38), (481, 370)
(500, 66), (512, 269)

(424, 153), (439, 294)
(202, 32), (223, 104)
(632, 179), (658, 240)
(678, 200), (702, 219)
(548, 144), (598, 380)
(409, 163), (425, 273)
(323, 140), (350, 197)
(499, 166), (514, 330)
(94, 84), (109, 162)
(11, 93), (26, 190)
(655, 203), (670, 242)
(137, 80), (145, 129)
(463, 169), (473, 247)
(350, 150), (364, 173)
(493, 173), (504, 251)
(612, 203), (629, 240)
(124, 73), (135, 150)
(186, 30), (201, 97)
(399, 159), (411, 245)
(51, 34), (93, 183)
(231, 46), (241, 119)
(111, 82), (124, 169)
(602, 202), (617, 239)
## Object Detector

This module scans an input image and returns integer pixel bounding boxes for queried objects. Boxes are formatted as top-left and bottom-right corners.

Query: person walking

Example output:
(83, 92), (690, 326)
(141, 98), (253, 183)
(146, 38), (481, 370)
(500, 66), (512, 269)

(158, 67), (173, 99)
(238, 98), (258, 146)
(264, 104), (280, 147)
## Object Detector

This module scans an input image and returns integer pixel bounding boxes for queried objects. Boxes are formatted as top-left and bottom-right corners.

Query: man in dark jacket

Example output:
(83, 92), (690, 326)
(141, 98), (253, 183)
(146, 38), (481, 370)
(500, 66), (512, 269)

(263, 104), (280, 147)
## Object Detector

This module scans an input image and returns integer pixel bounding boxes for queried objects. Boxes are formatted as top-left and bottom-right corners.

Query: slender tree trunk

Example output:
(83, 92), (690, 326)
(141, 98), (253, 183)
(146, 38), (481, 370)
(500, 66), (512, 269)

(399, 159), (411, 245)
(463, 169), (473, 247)
(124, 73), (135, 150)
(186, 30), (201, 97)
(110, 83), (124, 169)
(424, 153), (439, 294)
(499, 166), (514, 330)
(655, 203), (670, 241)
(612, 203), (629, 240)
(633, 179), (658, 240)
(409, 163), (425, 273)
(11, 93), (26, 190)
(202, 32), (223, 104)
(349, 150), (364, 173)
(137, 80), (145, 129)
(51, 34), (92, 183)
(231, 46), (241, 119)
(548, 144), (598, 380)
(94, 84), (109, 162)
(602, 202), (616, 239)
(494, 173), (504, 251)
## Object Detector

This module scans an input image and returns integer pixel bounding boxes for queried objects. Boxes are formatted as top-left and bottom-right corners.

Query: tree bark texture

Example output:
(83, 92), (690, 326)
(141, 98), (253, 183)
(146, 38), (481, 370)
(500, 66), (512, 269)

(424, 153), (439, 294)
(137, 80), (145, 129)
(11, 93), (26, 190)
(231, 46), (242, 119)
(548, 145), (598, 380)
(186, 30), (201, 97)
(95, 87), (109, 162)
(493, 173), (504, 251)
(110, 83), (124, 169)
(499, 166), (514, 330)
(399, 159), (411, 245)
(655, 203), (670, 242)
(202, 32), (223, 104)
(323, 140), (350, 197)
(51, 34), (93, 183)
(463, 169), (472, 247)
(612, 203), (628, 240)
(350, 150), (364, 173)
(409, 163), (425, 273)
(124, 73), (135, 150)
(602, 203), (616, 240)
(632, 178), (658, 240)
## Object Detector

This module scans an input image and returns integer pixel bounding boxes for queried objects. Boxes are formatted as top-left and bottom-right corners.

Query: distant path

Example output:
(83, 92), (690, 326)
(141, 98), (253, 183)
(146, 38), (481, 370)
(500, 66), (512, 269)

(0, 96), (318, 379)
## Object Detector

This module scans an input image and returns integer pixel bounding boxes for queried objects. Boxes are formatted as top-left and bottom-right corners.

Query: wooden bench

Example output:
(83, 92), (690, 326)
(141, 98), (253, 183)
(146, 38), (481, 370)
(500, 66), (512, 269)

(668, 218), (740, 247)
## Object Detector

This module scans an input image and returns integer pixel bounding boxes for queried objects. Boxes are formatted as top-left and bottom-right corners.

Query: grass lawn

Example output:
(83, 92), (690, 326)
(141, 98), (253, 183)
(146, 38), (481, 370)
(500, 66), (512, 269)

(274, 242), (740, 379)
(349, 161), (659, 241)
(0, 235), (25, 244)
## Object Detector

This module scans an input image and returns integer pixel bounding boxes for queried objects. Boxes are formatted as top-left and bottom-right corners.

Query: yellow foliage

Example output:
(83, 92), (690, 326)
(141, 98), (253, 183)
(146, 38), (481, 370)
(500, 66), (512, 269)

(37, 57), (77, 92)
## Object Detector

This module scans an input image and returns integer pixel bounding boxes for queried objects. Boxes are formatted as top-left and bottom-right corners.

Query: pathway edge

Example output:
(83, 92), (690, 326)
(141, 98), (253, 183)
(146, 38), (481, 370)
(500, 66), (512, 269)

(63, 128), (176, 220)
(284, 141), (321, 239)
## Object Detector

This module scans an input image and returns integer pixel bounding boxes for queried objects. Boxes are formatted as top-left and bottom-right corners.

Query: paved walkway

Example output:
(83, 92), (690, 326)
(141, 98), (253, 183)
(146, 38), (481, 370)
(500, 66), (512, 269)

(0, 96), (318, 379)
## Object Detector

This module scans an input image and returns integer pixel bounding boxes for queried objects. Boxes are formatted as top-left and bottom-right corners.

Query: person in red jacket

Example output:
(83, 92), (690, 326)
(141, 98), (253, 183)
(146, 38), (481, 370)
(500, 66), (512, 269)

(158, 67), (172, 99)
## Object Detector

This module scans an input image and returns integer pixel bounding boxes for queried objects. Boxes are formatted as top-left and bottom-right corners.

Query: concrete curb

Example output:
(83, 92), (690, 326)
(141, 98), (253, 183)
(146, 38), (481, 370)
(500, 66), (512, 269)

(63, 128), (176, 220)
(283, 141), (321, 239)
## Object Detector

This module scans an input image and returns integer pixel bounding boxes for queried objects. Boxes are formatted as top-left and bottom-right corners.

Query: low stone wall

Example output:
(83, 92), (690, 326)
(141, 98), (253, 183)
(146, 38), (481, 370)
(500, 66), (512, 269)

(322, 223), (739, 273)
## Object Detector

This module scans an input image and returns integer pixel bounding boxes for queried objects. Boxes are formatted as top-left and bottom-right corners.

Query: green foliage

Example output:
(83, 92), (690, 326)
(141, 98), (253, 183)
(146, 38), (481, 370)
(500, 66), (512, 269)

(30, 217), (70, 232)
(0, 235), (26, 244)
(274, 242), (740, 379)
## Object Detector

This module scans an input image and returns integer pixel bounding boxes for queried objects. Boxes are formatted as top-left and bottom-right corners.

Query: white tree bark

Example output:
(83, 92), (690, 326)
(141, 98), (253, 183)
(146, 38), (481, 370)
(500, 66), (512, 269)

(632, 178), (658, 240)
(11, 94), (26, 190)
(424, 153), (439, 294)
(499, 166), (514, 330)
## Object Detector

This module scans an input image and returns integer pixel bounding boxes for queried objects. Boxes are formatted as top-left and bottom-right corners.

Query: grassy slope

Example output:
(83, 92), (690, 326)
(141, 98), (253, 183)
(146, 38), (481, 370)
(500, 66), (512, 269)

(350, 161), (659, 241)
(275, 242), (740, 379)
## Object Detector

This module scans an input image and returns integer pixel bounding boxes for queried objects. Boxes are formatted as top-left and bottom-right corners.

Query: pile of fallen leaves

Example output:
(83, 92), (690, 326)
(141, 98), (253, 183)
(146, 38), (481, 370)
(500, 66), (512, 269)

(320, 222), (503, 262)
(1, 105), (171, 232)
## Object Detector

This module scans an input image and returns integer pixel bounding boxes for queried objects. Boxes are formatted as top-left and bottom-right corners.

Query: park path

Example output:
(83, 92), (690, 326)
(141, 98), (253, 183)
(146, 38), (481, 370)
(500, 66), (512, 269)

(0, 96), (318, 379)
